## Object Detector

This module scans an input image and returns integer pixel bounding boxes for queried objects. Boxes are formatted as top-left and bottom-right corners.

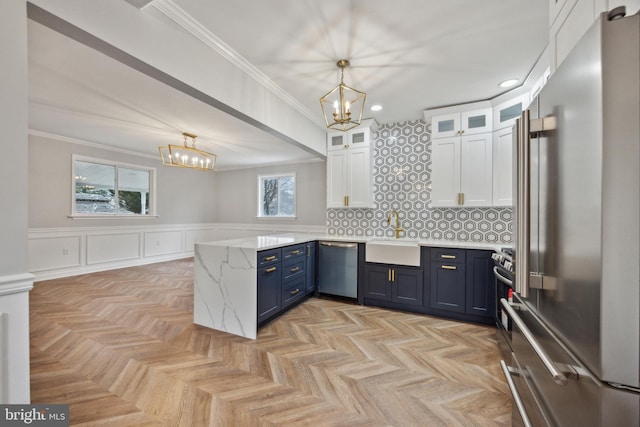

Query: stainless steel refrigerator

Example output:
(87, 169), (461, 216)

(501, 9), (640, 427)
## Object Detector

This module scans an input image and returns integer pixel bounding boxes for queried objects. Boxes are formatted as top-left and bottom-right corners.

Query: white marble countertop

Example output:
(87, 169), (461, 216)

(196, 233), (504, 252)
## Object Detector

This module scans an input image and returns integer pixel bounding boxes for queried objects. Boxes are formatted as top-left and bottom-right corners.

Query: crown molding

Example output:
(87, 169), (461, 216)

(28, 129), (159, 160)
(150, 0), (323, 127)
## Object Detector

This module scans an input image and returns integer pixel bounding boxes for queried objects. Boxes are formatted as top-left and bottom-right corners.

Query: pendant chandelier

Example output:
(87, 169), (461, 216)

(158, 132), (216, 171)
(319, 59), (366, 132)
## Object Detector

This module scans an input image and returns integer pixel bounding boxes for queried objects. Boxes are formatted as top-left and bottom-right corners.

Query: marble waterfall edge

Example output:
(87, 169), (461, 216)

(194, 243), (258, 339)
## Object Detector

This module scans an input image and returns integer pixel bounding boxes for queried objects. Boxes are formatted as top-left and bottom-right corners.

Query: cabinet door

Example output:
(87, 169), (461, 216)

(326, 150), (348, 208)
(349, 127), (370, 148)
(432, 113), (461, 138)
(327, 132), (347, 151)
(492, 128), (514, 207)
(465, 250), (495, 318)
(431, 137), (461, 207)
(430, 261), (466, 313)
(257, 264), (281, 324)
(305, 242), (316, 294)
(461, 108), (492, 135)
(391, 267), (423, 306)
(493, 94), (528, 130)
(346, 146), (372, 208)
(364, 265), (391, 301)
(460, 133), (493, 207)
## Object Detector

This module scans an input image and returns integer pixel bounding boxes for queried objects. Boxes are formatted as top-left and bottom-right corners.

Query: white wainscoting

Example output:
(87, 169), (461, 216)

(29, 223), (326, 281)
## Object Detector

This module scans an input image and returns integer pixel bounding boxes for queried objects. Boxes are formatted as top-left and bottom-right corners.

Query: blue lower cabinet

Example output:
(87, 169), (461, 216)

(305, 242), (316, 294)
(282, 276), (306, 308)
(430, 260), (466, 313)
(364, 264), (423, 307)
(257, 263), (281, 324)
(425, 247), (495, 324)
(465, 250), (495, 317)
(257, 243), (311, 327)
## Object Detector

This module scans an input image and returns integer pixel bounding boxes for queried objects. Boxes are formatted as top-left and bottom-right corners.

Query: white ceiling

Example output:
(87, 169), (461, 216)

(27, 0), (548, 170)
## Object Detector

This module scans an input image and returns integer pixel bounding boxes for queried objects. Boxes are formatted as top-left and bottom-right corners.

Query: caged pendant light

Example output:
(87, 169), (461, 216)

(319, 59), (366, 132)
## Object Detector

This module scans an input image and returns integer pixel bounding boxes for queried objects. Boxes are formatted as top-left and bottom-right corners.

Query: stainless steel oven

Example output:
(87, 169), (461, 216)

(492, 248), (514, 359)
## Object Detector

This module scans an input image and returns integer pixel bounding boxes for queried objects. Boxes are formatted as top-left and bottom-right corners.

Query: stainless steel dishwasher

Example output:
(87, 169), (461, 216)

(318, 241), (358, 298)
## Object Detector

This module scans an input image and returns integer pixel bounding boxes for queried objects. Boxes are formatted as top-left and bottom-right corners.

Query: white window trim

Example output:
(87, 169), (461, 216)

(71, 154), (157, 218)
(257, 172), (297, 219)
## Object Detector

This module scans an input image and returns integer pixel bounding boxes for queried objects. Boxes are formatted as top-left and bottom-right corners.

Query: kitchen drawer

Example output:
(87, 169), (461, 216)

(430, 248), (466, 263)
(258, 248), (281, 267)
(282, 258), (305, 282)
(282, 243), (306, 261)
(282, 276), (306, 308)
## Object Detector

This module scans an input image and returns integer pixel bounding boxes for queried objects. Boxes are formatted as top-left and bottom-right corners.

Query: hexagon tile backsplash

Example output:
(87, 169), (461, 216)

(327, 120), (513, 245)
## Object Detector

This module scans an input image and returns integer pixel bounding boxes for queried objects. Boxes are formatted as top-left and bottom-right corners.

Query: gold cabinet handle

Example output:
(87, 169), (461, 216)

(392, 269), (395, 282)
(307, 245), (310, 256)
(265, 266), (277, 273)
(290, 266), (300, 273)
(388, 269), (391, 282)
(264, 255), (276, 261)
(441, 265), (457, 270)
(290, 288), (301, 296)
(291, 250), (301, 255)
(460, 193), (464, 205)
(346, 195), (349, 206)
(441, 255), (456, 259)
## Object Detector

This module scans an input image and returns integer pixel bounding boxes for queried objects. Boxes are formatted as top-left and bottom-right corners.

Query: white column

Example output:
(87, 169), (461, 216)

(0, 0), (33, 404)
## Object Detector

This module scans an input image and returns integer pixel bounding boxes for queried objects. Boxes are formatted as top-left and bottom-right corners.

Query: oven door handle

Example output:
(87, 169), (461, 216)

(493, 266), (513, 287)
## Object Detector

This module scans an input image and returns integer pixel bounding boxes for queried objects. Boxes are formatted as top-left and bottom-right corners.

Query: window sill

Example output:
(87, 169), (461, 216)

(256, 216), (297, 220)
(68, 215), (159, 219)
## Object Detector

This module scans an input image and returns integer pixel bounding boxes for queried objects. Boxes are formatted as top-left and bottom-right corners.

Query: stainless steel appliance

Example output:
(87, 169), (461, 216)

(318, 241), (358, 298)
(501, 8), (640, 426)
(492, 248), (514, 359)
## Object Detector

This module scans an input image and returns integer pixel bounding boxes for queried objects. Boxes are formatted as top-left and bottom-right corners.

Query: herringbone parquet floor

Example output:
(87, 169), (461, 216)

(30, 258), (512, 426)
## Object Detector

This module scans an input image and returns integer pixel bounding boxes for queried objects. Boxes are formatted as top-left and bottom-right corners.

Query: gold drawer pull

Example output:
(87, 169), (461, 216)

(441, 255), (456, 259)
(291, 250), (301, 255)
(264, 255), (276, 261)
(265, 267), (277, 273)
(290, 288), (301, 296)
(290, 266), (300, 273)
(441, 265), (457, 270)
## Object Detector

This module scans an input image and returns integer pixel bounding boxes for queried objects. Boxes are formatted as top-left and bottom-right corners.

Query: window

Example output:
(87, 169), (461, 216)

(258, 173), (296, 218)
(72, 155), (155, 217)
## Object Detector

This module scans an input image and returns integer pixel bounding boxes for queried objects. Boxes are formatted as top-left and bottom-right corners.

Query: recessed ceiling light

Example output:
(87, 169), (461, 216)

(370, 104), (383, 111)
(499, 79), (518, 88)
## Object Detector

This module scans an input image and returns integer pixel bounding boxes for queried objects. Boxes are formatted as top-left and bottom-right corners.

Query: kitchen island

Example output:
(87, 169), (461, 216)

(194, 233), (501, 339)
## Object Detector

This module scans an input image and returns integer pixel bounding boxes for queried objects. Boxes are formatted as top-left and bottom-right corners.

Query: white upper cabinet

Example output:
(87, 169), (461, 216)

(326, 120), (376, 208)
(327, 126), (371, 151)
(432, 108), (492, 139)
(431, 133), (493, 207)
(493, 93), (530, 131)
(492, 127), (514, 207)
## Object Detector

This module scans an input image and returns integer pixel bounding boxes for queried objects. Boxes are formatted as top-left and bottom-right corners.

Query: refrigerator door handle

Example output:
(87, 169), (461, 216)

(515, 111), (531, 298)
(500, 298), (569, 386)
(500, 360), (533, 427)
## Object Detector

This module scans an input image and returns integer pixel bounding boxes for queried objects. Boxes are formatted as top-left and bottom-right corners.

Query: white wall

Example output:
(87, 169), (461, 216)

(29, 133), (217, 228)
(213, 161), (327, 226)
(0, 0), (32, 404)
